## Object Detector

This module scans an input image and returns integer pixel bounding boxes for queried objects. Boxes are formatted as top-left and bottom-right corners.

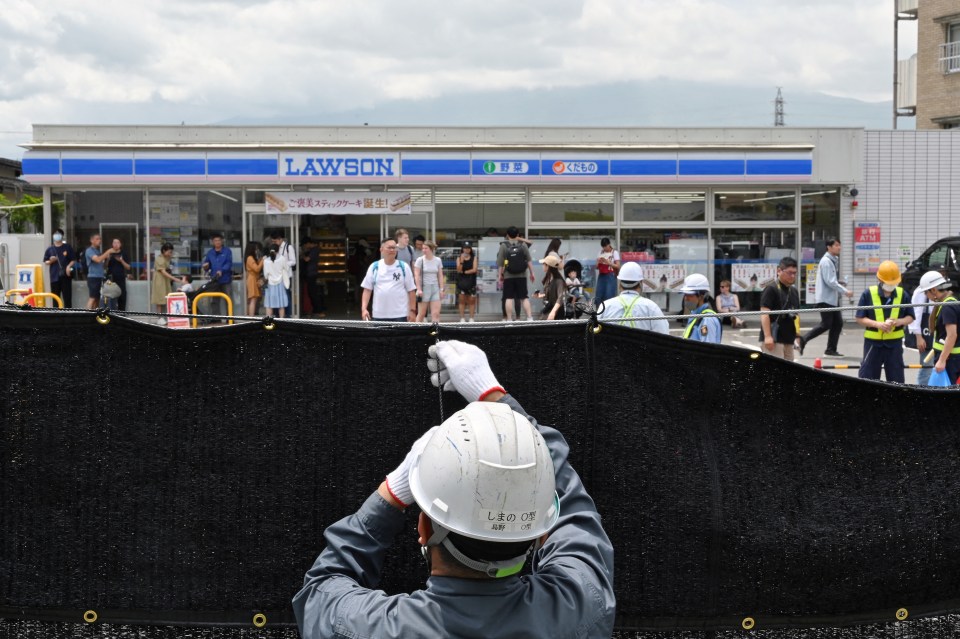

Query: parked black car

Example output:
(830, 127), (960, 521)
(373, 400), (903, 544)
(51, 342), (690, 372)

(902, 236), (960, 293)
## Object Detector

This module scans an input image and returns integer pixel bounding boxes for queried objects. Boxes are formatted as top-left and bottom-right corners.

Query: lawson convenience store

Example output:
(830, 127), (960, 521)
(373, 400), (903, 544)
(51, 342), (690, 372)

(20, 125), (860, 317)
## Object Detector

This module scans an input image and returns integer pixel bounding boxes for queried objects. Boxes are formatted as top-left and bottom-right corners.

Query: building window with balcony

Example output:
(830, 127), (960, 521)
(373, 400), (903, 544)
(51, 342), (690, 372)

(940, 21), (960, 74)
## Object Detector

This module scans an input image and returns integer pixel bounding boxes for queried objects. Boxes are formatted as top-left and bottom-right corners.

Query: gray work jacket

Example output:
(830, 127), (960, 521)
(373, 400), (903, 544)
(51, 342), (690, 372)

(292, 394), (617, 639)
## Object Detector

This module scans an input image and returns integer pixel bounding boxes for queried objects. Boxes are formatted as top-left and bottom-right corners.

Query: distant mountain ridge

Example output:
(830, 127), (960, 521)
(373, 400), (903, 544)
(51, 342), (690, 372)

(219, 79), (907, 130)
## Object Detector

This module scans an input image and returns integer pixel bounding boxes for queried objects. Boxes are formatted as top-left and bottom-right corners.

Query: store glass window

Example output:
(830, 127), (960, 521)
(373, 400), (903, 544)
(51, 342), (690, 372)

(714, 190), (797, 222)
(799, 187), (840, 240)
(618, 229), (710, 313)
(65, 190), (146, 277)
(434, 187), (526, 247)
(530, 189), (614, 224)
(623, 191), (706, 223)
(712, 227), (797, 309)
(524, 229), (622, 270)
(149, 190), (242, 275)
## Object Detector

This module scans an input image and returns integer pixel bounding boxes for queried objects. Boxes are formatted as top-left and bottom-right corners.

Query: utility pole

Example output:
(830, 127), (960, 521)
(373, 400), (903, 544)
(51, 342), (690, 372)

(774, 87), (785, 127)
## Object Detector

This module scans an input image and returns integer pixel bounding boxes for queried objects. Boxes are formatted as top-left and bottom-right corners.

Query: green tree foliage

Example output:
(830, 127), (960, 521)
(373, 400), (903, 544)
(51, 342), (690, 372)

(0, 194), (64, 233)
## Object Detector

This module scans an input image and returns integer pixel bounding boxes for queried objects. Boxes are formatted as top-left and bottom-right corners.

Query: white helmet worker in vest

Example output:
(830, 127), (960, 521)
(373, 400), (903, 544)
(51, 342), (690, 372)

(597, 261), (669, 334)
(678, 273), (721, 344)
(293, 340), (616, 639)
(917, 269), (960, 384)
(853, 260), (916, 383)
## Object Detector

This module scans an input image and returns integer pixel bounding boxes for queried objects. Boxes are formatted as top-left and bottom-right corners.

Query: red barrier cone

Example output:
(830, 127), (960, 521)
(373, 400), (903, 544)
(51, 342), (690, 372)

(814, 357), (822, 369)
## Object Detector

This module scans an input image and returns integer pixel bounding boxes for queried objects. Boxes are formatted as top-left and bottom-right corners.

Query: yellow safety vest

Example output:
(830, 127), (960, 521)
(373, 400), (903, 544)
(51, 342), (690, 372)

(683, 308), (718, 339)
(616, 294), (644, 329)
(932, 296), (960, 354)
(863, 286), (904, 341)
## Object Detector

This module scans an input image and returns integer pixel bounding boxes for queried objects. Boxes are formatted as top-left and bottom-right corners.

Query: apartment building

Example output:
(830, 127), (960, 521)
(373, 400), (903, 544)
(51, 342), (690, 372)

(916, 0), (960, 128)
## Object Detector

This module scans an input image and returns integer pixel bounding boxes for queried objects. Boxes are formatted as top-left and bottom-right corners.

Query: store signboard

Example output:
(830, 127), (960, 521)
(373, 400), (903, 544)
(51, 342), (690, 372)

(471, 157), (540, 178)
(731, 263), (776, 293)
(22, 150), (814, 185)
(265, 192), (411, 215)
(898, 245), (912, 269)
(638, 264), (687, 293)
(854, 222), (881, 273)
(805, 264), (818, 303)
(281, 153), (400, 181)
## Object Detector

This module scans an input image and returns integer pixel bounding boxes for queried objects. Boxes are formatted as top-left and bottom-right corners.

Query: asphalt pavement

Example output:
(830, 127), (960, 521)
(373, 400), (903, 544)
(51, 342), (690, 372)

(707, 315), (929, 385)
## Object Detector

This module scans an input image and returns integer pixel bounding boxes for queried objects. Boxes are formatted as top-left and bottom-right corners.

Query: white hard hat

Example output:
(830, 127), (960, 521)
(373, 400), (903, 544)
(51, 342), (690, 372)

(409, 402), (559, 544)
(679, 273), (710, 294)
(918, 270), (948, 292)
(617, 262), (643, 283)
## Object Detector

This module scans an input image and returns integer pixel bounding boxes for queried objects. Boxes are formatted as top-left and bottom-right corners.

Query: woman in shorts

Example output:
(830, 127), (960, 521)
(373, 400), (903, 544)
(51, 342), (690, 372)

(456, 241), (478, 322)
(415, 240), (445, 323)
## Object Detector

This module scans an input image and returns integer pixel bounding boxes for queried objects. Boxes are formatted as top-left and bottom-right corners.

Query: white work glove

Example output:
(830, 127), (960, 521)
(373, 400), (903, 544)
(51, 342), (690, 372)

(384, 426), (438, 508)
(427, 340), (504, 403)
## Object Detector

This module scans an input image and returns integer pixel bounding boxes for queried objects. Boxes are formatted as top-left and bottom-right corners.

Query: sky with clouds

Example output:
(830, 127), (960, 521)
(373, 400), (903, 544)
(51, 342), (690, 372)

(0, 0), (916, 159)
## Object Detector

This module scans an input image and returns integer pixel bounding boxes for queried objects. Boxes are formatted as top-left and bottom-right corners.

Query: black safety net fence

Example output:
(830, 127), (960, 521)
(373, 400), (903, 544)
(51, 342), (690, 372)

(2, 308), (960, 639)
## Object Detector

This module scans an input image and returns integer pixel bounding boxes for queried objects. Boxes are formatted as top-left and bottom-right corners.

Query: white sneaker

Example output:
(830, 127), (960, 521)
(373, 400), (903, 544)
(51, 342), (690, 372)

(468, 318), (475, 322)
(526, 316), (534, 321)
(460, 318), (466, 323)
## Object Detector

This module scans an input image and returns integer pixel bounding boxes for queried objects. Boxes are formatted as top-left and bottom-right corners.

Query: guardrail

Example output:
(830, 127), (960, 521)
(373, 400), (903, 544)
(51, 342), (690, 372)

(191, 292), (234, 328)
(22, 292), (63, 308)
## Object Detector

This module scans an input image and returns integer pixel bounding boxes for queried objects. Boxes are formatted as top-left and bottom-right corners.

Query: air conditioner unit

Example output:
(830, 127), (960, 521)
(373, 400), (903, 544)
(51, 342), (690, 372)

(897, 0), (918, 15)
(897, 54), (917, 110)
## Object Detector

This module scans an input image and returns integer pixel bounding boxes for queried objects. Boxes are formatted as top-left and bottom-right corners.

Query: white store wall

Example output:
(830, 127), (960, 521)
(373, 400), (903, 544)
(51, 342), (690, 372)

(848, 130), (960, 297)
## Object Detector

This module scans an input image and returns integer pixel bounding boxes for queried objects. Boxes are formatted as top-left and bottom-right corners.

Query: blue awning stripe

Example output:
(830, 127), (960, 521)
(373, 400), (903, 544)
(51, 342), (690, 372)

(62, 159), (133, 176)
(207, 159), (278, 175)
(402, 159), (471, 176)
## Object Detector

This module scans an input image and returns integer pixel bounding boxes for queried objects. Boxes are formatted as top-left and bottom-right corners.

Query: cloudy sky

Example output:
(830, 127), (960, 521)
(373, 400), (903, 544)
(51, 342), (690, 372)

(0, 0), (916, 159)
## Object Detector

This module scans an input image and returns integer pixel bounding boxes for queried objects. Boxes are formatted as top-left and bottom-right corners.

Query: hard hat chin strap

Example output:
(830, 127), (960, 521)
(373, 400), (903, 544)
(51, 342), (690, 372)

(422, 523), (539, 579)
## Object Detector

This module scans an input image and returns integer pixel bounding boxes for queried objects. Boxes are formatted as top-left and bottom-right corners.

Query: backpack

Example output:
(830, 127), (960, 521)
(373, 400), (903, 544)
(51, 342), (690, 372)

(371, 259), (406, 279)
(504, 243), (526, 274)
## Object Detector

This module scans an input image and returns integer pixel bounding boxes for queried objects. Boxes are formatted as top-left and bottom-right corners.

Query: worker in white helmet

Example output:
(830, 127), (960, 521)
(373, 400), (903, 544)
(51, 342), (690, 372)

(853, 260), (914, 383)
(293, 340), (616, 638)
(918, 270), (960, 384)
(598, 261), (669, 334)
(678, 273), (721, 344)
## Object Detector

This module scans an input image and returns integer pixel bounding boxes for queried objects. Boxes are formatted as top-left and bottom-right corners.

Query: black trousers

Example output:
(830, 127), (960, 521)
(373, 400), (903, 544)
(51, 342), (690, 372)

(306, 276), (326, 313)
(51, 276), (72, 308)
(802, 303), (843, 351)
(205, 281), (231, 317)
(116, 279), (127, 311)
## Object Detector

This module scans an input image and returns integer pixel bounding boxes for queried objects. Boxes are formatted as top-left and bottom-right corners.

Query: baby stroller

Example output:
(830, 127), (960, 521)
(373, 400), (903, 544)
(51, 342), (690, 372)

(185, 278), (223, 322)
(563, 259), (591, 318)
(184, 278), (219, 306)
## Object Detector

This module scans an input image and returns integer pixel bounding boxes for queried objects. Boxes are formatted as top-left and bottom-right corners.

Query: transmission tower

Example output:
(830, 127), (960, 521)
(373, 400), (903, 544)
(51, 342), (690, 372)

(774, 87), (785, 127)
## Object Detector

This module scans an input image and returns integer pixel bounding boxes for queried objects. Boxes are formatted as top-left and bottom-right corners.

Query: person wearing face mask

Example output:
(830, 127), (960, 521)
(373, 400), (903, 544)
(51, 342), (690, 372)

(854, 260), (915, 383)
(43, 229), (77, 308)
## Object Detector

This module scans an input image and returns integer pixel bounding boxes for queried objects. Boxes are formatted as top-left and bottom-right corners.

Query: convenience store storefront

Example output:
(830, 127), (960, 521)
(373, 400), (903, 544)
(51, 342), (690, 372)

(21, 126), (861, 317)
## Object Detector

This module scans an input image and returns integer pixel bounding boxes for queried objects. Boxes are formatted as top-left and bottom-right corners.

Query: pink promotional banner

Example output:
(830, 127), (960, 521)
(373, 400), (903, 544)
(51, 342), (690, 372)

(265, 191), (411, 215)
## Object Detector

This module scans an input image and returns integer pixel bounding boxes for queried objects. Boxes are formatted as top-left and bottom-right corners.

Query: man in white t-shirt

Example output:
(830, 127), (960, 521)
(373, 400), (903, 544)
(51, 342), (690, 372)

(361, 238), (417, 321)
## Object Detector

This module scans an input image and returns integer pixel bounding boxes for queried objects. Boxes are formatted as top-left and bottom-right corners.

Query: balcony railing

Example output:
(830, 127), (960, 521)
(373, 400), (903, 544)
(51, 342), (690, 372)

(941, 41), (960, 74)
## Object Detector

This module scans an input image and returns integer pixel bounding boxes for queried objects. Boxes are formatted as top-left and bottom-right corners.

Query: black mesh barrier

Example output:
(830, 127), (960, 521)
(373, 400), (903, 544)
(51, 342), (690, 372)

(2, 308), (960, 638)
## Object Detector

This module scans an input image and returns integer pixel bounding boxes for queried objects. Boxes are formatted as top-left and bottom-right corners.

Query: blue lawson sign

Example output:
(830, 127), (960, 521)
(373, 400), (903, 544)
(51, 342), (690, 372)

(283, 153), (398, 177)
